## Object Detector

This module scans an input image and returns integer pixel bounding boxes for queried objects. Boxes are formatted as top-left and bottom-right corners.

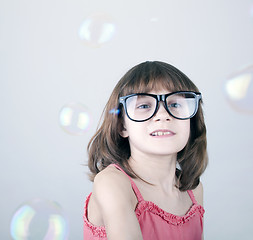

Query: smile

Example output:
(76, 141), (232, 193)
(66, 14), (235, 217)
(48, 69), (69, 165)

(150, 130), (175, 136)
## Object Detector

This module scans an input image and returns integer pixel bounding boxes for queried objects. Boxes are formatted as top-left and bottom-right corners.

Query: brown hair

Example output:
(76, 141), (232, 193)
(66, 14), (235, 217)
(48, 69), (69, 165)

(87, 61), (208, 191)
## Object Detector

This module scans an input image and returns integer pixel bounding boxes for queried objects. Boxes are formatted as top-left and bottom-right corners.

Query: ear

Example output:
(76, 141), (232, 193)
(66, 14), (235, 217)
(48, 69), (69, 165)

(120, 125), (129, 138)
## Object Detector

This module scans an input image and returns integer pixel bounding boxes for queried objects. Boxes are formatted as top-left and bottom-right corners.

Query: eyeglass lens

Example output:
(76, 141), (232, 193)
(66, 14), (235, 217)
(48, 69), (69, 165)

(125, 93), (197, 121)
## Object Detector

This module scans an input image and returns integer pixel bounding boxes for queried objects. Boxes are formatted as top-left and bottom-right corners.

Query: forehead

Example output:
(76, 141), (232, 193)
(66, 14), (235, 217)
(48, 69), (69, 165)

(146, 86), (173, 95)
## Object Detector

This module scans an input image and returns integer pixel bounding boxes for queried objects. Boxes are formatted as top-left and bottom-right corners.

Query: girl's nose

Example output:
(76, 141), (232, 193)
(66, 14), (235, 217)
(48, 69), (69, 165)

(153, 102), (172, 121)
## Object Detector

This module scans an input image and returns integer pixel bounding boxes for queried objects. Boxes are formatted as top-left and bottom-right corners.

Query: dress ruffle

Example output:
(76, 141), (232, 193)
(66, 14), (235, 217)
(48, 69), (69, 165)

(83, 193), (107, 238)
(135, 200), (205, 226)
(83, 193), (205, 236)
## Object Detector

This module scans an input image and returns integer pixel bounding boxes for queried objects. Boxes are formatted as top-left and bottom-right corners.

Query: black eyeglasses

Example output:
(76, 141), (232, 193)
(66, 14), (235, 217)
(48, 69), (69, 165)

(119, 91), (202, 122)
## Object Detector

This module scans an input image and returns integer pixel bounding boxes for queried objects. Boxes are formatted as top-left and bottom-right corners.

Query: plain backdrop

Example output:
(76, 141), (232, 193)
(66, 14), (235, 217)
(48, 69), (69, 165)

(1, 0), (253, 239)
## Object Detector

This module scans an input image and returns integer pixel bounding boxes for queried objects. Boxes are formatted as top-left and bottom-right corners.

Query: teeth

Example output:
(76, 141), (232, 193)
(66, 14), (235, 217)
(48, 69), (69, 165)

(151, 131), (171, 136)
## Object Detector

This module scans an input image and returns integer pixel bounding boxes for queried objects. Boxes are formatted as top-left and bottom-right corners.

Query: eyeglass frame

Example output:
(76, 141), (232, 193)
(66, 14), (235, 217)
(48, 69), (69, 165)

(118, 91), (202, 122)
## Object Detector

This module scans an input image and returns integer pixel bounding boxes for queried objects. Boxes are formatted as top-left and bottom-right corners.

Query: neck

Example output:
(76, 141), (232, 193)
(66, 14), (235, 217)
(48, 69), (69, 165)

(129, 152), (178, 194)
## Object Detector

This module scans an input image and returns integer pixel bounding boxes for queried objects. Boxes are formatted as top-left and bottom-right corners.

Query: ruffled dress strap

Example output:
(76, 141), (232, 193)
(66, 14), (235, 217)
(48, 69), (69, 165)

(187, 190), (198, 205)
(110, 164), (144, 202)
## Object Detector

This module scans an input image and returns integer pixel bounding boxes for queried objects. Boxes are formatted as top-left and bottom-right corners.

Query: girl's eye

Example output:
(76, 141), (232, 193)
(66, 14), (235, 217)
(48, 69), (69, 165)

(137, 104), (150, 109)
(169, 102), (181, 108)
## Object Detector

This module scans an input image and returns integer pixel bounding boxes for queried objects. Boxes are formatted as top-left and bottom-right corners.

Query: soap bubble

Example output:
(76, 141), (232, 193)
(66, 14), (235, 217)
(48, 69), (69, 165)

(250, 4), (253, 17)
(109, 108), (120, 115)
(150, 17), (159, 22)
(224, 65), (253, 113)
(59, 102), (92, 135)
(79, 13), (116, 48)
(10, 198), (69, 240)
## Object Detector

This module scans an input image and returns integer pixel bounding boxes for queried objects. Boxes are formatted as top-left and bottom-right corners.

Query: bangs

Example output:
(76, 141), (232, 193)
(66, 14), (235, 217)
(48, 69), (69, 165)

(121, 76), (185, 96)
(119, 61), (198, 97)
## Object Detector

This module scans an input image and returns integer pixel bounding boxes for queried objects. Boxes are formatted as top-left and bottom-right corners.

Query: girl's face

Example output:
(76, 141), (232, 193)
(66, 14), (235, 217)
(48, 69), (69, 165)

(121, 89), (190, 159)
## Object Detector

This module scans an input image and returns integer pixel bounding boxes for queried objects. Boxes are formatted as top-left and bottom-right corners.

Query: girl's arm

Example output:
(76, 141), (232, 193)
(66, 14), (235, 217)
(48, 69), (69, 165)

(92, 167), (143, 240)
(192, 181), (203, 206)
(193, 182), (204, 240)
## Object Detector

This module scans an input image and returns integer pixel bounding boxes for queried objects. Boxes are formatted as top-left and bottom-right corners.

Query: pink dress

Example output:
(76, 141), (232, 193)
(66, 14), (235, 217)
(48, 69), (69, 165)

(83, 164), (205, 240)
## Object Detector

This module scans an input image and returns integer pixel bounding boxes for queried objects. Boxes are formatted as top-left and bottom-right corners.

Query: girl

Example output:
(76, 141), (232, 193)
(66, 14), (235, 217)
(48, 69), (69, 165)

(83, 61), (208, 240)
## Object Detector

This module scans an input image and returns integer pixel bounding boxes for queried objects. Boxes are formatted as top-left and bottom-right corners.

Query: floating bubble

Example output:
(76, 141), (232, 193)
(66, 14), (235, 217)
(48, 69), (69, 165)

(150, 17), (159, 22)
(109, 108), (120, 115)
(250, 4), (253, 17)
(224, 65), (253, 113)
(59, 102), (92, 135)
(79, 13), (116, 48)
(10, 198), (69, 240)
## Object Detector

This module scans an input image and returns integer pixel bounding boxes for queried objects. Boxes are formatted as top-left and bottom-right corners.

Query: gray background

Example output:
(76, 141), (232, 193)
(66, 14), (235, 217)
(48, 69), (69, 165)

(1, 0), (253, 239)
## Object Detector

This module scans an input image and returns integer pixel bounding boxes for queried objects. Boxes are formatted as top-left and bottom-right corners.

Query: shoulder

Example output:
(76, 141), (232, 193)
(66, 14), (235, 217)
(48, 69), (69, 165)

(192, 181), (204, 206)
(91, 165), (142, 239)
(93, 165), (132, 195)
(93, 165), (137, 210)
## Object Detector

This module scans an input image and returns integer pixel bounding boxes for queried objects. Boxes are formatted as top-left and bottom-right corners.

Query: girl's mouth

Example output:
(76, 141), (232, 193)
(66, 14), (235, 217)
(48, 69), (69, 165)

(150, 130), (175, 136)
